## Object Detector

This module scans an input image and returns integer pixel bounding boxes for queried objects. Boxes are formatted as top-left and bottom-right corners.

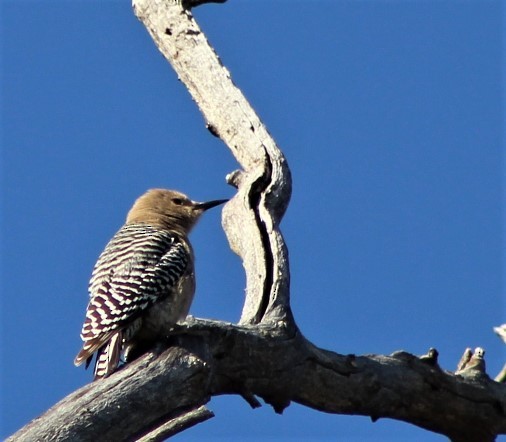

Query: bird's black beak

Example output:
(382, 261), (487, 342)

(195, 199), (228, 211)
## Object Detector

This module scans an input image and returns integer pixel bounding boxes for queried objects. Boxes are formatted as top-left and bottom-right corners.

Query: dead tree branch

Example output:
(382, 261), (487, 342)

(132, 0), (292, 327)
(8, 1), (506, 441)
(9, 319), (506, 442)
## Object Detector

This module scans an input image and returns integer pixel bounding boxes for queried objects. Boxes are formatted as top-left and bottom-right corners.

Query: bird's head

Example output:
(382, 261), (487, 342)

(126, 188), (228, 235)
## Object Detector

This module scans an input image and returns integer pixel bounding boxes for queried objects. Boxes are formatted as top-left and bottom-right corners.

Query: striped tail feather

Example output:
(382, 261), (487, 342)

(94, 331), (123, 379)
(74, 330), (116, 367)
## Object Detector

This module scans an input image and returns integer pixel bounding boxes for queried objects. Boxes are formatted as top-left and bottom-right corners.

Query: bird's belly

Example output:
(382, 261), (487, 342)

(133, 272), (195, 342)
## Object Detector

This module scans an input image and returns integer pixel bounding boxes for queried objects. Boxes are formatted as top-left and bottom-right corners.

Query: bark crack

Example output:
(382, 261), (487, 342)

(247, 150), (274, 323)
(8, 1), (505, 441)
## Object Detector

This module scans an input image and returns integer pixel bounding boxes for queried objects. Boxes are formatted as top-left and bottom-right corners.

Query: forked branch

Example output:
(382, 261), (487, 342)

(132, 0), (292, 327)
(7, 1), (505, 441)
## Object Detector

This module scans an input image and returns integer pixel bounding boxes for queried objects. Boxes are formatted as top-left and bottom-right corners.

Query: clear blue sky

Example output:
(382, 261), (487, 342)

(1, 1), (504, 441)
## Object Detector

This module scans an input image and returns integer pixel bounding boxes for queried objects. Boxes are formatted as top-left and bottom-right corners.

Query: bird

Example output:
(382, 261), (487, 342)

(74, 189), (227, 379)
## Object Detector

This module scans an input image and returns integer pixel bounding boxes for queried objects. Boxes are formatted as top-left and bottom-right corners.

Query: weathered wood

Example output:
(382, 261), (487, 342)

(9, 346), (211, 442)
(9, 319), (506, 442)
(7, 1), (505, 441)
(494, 325), (506, 383)
(136, 405), (214, 442)
(132, 0), (292, 326)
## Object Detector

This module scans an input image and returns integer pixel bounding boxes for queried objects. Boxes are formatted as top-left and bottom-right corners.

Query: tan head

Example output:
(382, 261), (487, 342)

(126, 189), (227, 235)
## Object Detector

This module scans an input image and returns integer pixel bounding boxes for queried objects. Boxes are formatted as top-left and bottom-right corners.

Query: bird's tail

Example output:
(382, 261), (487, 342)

(74, 330), (122, 379)
(93, 331), (123, 379)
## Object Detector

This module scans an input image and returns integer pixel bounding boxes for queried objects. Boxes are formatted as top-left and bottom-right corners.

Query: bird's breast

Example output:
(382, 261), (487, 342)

(135, 269), (196, 340)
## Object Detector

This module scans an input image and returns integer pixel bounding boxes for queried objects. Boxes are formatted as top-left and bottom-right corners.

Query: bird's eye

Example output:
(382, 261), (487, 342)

(172, 198), (184, 205)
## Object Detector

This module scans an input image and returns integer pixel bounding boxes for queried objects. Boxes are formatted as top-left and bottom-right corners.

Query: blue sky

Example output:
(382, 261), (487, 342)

(1, 1), (504, 441)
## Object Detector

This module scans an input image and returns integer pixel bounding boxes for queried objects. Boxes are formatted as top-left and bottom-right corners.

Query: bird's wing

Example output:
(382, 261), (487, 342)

(79, 225), (189, 345)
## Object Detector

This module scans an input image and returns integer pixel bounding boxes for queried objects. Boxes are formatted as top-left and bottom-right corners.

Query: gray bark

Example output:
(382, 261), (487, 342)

(8, 1), (506, 441)
(9, 319), (506, 442)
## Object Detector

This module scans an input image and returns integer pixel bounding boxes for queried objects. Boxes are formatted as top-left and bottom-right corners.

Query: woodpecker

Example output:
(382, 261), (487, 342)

(74, 189), (227, 379)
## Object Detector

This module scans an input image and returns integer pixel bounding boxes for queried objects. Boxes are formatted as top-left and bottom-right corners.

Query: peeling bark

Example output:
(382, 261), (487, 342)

(8, 1), (505, 441)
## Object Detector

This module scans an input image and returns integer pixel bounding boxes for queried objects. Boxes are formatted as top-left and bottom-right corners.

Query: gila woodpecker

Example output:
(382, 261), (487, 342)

(74, 189), (227, 379)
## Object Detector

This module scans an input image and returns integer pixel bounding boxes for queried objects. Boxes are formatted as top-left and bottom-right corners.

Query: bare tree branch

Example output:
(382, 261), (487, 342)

(132, 0), (292, 327)
(183, 0), (227, 8)
(495, 365), (506, 384)
(9, 345), (211, 442)
(494, 325), (506, 382)
(8, 1), (506, 441)
(9, 319), (506, 442)
(136, 405), (214, 442)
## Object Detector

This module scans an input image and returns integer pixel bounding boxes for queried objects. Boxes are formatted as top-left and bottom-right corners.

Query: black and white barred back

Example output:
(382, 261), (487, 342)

(74, 223), (190, 378)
